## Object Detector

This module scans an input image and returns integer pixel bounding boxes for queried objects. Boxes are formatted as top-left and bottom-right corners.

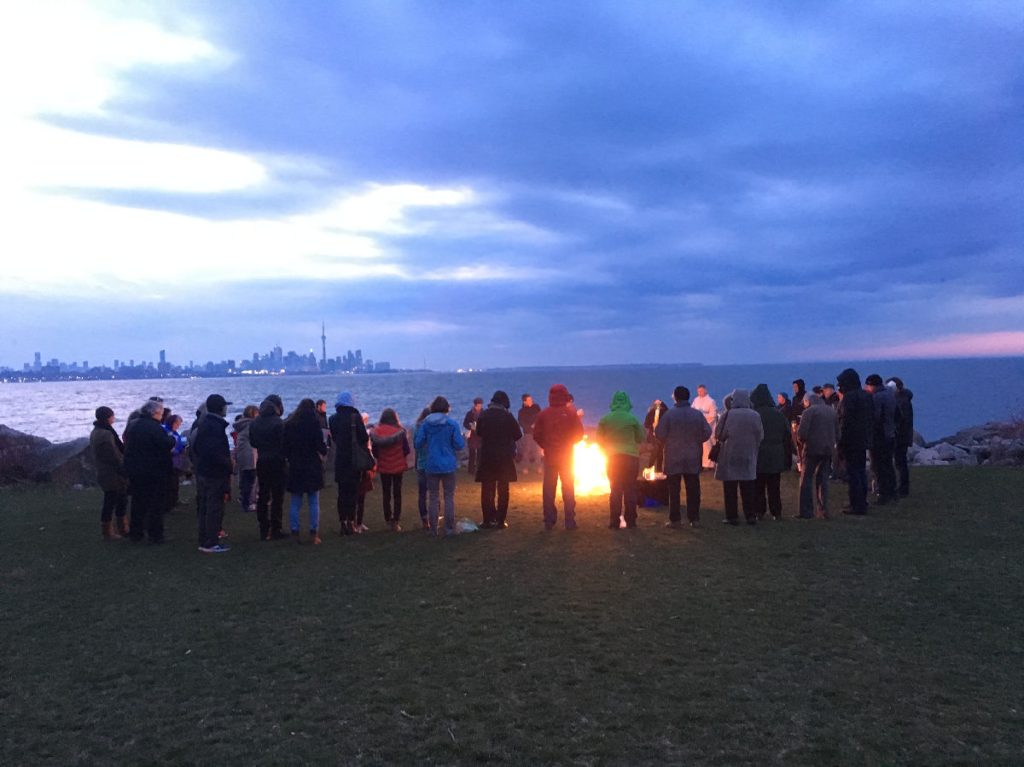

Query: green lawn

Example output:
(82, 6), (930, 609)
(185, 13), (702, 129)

(2, 468), (1022, 766)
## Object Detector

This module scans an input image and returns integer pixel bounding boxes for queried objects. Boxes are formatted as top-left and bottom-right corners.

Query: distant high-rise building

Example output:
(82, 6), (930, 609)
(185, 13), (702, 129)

(321, 321), (327, 369)
(33, 352), (41, 371)
(159, 350), (166, 364)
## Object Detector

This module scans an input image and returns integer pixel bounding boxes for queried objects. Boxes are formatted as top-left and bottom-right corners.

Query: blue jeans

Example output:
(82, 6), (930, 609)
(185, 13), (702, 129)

(799, 453), (831, 518)
(426, 473), (456, 534)
(290, 491), (321, 532)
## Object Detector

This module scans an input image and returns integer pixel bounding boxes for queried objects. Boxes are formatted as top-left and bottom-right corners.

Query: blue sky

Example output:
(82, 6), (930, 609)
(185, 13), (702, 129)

(1, 0), (1021, 369)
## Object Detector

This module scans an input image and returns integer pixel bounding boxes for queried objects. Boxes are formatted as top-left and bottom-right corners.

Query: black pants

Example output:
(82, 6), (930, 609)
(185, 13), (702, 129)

(755, 472), (782, 519)
(256, 457), (286, 536)
(129, 484), (166, 542)
(101, 490), (127, 523)
(336, 470), (360, 525)
(844, 447), (868, 514)
(667, 473), (701, 522)
(894, 444), (910, 496)
(607, 454), (639, 527)
(196, 474), (230, 548)
(481, 479), (510, 526)
(722, 479), (756, 522)
(467, 442), (481, 474)
(380, 472), (403, 522)
(870, 439), (898, 502)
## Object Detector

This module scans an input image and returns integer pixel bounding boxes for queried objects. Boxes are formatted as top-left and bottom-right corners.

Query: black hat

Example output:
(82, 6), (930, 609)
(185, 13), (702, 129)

(490, 390), (511, 409)
(864, 374), (884, 387)
(206, 394), (232, 413)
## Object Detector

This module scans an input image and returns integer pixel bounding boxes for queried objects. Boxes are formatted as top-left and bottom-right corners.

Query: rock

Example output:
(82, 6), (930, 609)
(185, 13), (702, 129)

(0, 424), (94, 486)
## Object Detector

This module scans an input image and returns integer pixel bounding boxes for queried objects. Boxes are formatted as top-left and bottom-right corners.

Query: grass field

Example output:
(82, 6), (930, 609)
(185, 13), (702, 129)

(2, 467), (1023, 766)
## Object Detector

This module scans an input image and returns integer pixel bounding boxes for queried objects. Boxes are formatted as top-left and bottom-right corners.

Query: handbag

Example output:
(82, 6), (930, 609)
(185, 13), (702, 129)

(708, 411), (729, 463)
(350, 414), (376, 471)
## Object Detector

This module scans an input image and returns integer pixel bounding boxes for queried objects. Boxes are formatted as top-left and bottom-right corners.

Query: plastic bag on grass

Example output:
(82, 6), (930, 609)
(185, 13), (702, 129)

(455, 518), (479, 533)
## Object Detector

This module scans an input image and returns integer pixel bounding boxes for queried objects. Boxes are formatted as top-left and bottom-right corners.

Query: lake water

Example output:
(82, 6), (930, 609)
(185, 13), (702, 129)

(1, 357), (1021, 444)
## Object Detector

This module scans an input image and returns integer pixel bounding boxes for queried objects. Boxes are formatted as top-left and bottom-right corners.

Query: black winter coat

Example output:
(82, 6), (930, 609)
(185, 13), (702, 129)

(836, 369), (873, 452)
(474, 405), (523, 483)
(249, 406), (285, 463)
(284, 413), (327, 493)
(328, 406), (370, 481)
(894, 389), (915, 447)
(191, 413), (233, 478)
(123, 416), (174, 488)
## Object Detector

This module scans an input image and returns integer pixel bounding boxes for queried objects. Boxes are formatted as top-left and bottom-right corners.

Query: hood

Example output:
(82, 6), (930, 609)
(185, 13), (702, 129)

(258, 399), (279, 417)
(548, 384), (571, 407)
(422, 412), (452, 430)
(836, 368), (861, 393)
(749, 384), (774, 409)
(234, 417), (252, 433)
(335, 391), (355, 408)
(806, 394), (824, 407)
(728, 389), (752, 409)
(609, 391), (633, 412)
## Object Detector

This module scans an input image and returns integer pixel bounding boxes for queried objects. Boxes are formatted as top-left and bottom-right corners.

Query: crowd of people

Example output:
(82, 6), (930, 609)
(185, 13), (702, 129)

(88, 367), (914, 552)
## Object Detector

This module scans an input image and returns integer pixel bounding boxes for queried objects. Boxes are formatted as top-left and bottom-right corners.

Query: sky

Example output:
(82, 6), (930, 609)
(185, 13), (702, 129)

(1, 0), (1021, 370)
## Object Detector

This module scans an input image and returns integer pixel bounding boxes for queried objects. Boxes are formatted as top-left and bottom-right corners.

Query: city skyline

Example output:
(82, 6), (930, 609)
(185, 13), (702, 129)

(1, 3), (1021, 368)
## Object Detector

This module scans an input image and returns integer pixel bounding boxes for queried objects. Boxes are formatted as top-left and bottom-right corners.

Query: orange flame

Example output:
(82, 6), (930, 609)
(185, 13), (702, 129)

(573, 439), (610, 496)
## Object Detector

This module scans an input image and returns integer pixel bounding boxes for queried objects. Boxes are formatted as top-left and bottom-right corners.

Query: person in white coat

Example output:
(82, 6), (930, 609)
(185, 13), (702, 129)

(691, 384), (718, 469)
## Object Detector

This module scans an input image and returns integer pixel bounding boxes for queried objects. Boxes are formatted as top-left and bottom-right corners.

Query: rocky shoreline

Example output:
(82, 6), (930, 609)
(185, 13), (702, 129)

(1, 419), (1021, 487)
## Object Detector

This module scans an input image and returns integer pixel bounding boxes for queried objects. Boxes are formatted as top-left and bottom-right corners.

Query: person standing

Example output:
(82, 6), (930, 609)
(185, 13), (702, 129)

(233, 405), (259, 513)
(597, 391), (645, 529)
(123, 399), (175, 544)
(328, 393), (370, 536)
(516, 394), (542, 475)
(413, 407), (431, 530)
(865, 373), (900, 506)
(249, 395), (288, 540)
(887, 377), (914, 497)
(369, 408), (409, 532)
(750, 384), (793, 521)
(90, 406), (129, 540)
(192, 394), (234, 554)
(531, 384), (584, 530)
(285, 398), (328, 544)
(797, 393), (839, 518)
(414, 396), (466, 537)
(655, 386), (712, 528)
(714, 389), (764, 526)
(692, 385), (718, 469)
(837, 368), (874, 516)
(462, 398), (484, 474)
(642, 399), (668, 474)
(474, 391), (523, 529)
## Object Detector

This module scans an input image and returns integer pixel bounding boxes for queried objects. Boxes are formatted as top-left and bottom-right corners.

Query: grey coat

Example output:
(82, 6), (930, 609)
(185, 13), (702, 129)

(713, 390), (764, 482)
(655, 401), (712, 476)
(797, 398), (839, 457)
(233, 417), (257, 471)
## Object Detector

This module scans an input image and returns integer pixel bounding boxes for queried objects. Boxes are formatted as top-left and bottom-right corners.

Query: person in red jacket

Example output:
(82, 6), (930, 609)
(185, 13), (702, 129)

(531, 384), (584, 530)
(370, 408), (411, 532)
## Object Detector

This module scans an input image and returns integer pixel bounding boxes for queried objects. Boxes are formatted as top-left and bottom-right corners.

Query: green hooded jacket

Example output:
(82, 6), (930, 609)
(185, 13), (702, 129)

(750, 383), (793, 474)
(596, 391), (645, 458)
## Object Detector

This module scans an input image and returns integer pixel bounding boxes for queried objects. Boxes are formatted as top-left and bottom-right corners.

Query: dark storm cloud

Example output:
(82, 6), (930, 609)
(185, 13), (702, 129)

(5, 0), (1021, 368)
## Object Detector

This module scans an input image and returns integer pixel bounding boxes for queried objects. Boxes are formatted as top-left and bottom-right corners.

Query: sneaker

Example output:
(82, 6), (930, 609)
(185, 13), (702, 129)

(199, 543), (230, 553)
(358, 524), (370, 533)
(688, 520), (701, 528)
(391, 522), (402, 532)
(665, 521), (682, 529)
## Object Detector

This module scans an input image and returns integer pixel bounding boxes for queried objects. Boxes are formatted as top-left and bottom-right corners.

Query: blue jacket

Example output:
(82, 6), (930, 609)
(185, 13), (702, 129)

(414, 413), (466, 474)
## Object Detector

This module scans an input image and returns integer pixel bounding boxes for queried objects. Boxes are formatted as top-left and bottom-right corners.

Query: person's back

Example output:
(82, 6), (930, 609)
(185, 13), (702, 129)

(249, 403), (285, 462)
(750, 383), (791, 474)
(871, 386), (899, 446)
(532, 384), (583, 461)
(415, 412), (464, 474)
(798, 398), (839, 457)
(597, 391), (644, 458)
(192, 411), (232, 479)
(836, 370), (873, 452)
(656, 398), (712, 475)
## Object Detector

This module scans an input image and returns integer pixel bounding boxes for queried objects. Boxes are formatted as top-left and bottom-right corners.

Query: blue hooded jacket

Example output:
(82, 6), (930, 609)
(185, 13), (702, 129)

(414, 412), (467, 474)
